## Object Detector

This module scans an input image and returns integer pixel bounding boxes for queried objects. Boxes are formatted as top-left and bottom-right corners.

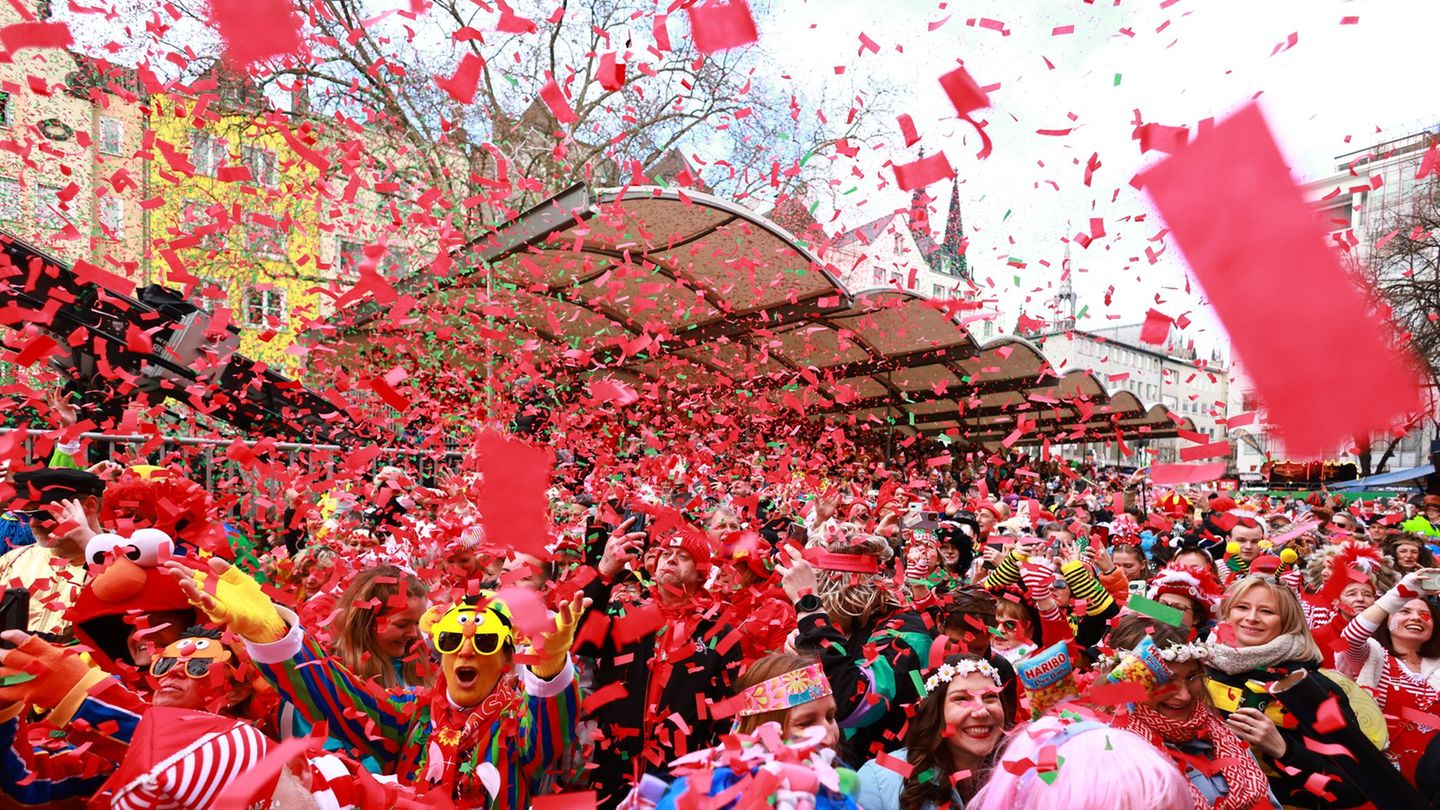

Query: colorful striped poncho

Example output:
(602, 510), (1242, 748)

(246, 607), (578, 809)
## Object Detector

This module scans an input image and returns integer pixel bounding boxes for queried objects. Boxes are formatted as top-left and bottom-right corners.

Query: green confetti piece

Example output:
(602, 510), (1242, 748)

(1076, 304), (1089, 319)
(1128, 595), (1185, 628)
(909, 668), (926, 696)
(1113, 73), (1122, 86)
(0, 673), (35, 687)
(1003, 209), (1012, 221)
(917, 767), (938, 784)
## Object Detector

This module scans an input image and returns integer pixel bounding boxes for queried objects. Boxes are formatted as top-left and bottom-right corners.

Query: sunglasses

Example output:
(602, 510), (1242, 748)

(150, 655), (225, 679)
(435, 631), (505, 655)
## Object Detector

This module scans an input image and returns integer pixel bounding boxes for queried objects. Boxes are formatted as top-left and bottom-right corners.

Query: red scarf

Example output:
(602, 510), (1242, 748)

(1119, 702), (1272, 810)
(422, 675), (520, 806)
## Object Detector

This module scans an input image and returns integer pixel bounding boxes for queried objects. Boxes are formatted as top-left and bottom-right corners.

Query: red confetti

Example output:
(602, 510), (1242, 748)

(1142, 104), (1421, 457)
(436, 53), (483, 104)
(1149, 462), (1228, 485)
(893, 151), (954, 191)
(539, 72), (578, 125)
(686, 0), (758, 54)
(208, 0), (303, 68)
(478, 430), (552, 560)
(1139, 308), (1172, 345)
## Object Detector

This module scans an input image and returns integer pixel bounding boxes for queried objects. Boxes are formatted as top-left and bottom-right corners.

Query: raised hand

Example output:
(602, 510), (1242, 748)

(598, 517), (646, 579)
(775, 544), (820, 606)
(164, 558), (287, 643)
(532, 592), (592, 678)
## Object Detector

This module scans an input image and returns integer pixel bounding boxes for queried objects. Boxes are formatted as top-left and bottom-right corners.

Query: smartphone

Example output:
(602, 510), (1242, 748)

(0, 588), (28, 648)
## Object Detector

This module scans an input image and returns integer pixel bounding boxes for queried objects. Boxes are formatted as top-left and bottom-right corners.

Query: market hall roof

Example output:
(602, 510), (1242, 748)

(349, 183), (1195, 449)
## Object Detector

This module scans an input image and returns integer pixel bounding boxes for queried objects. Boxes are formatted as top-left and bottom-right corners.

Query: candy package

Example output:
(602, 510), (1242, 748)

(1106, 637), (1172, 690)
(1015, 641), (1079, 718)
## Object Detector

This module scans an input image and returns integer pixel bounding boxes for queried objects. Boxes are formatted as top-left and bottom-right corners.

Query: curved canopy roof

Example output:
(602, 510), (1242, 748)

(365, 183), (1194, 449)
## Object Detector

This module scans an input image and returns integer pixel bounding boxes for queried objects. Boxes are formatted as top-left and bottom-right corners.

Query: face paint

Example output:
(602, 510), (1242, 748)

(431, 602), (514, 707)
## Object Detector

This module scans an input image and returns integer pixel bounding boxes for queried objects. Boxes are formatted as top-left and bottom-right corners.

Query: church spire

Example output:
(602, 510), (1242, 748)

(940, 178), (968, 280)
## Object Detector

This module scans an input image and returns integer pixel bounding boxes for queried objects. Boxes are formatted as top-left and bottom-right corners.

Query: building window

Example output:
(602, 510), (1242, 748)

(0, 177), (20, 220)
(246, 222), (286, 258)
(98, 117), (123, 155)
(244, 146), (277, 187)
(245, 287), (286, 326)
(190, 131), (222, 176)
(181, 199), (224, 248)
(932, 283), (945, 298)
(871, 267), (884, 285)
(98, 196), (123, 238)
(339, 239), (406, 277)
(35, 184), (65, 229)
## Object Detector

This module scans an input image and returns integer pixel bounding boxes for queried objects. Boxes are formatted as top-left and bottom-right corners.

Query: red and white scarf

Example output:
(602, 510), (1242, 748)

(1119, 702), (1272, 810)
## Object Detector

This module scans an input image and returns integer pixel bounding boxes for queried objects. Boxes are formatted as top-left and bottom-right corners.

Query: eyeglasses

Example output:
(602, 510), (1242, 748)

(150, 655), (226, 679)
(435, 631), (505, 655)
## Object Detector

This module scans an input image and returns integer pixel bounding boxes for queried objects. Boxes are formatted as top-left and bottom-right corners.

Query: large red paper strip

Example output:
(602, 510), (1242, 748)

(687, 0), (758, 54)
(1142, 104), (1420, 457)
(1149, 462), (1227, 485)
(479, 430), (552, 558)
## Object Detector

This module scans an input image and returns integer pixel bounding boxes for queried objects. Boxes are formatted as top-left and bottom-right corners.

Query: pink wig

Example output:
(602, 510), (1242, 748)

(969, 716), (1191, 810)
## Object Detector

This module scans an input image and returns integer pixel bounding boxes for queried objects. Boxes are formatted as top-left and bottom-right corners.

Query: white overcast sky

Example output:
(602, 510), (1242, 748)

(60, 0), (1436, 361)
(749, 0), (1438, 358)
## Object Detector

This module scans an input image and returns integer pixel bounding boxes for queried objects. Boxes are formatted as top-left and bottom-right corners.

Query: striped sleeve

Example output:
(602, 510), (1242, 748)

(50, 679), (148, 764)
(516, 660), (580, 797)
(0, 707), (111, 806)
(247, 609), (408, 770)
(1060, 561), (1114, 616)
(983, 550), (1024, 590)
(1339, 615), (1379, 677)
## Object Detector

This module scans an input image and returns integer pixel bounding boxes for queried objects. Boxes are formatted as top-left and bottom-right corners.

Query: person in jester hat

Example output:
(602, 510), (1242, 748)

(166, 557), (584, 809)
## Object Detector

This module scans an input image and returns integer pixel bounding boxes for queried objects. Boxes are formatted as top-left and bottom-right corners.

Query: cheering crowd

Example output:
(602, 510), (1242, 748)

(2, 431), (1440, 810)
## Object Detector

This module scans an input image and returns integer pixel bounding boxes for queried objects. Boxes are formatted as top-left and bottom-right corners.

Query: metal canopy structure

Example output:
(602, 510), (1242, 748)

(383, 183), (1195, 450)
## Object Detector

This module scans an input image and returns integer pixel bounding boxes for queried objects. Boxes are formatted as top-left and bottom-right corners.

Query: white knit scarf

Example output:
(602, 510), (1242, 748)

(1205, 634), (1314, 675)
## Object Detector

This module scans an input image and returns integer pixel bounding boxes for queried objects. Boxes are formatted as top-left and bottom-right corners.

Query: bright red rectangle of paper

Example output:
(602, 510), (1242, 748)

(1141, 104), (1419, 457)
(479, 431), (552, 558)
(1149, 462), (1227, 485)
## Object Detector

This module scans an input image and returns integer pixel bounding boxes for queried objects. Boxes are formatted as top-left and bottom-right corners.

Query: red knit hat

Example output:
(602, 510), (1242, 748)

(1146, 564), (1224, 613)
(664, 528), (713, 573)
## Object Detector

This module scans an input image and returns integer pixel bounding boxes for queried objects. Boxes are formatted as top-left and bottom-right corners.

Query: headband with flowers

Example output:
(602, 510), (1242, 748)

(1094, 641), (1211, 672)
(923, 658), (1002, 695)
(738, 663), (832, 717)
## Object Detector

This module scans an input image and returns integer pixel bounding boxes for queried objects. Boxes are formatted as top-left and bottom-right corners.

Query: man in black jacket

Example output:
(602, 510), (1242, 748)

(775, 534), (934, 765)
(575, 518), (742, 809)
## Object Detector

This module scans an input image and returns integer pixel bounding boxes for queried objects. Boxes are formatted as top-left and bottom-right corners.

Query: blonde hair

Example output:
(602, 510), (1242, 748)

(1218, 575), (1322, 661)
(732, 653), (818, 736)
(812, 536), (900, 622)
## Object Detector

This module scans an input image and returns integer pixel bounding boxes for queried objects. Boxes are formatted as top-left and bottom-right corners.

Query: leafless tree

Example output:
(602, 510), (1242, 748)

(1355, 168), (1440, 475)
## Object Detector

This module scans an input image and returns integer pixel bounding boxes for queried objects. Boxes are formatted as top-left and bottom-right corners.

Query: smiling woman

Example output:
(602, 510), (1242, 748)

(1204, 575), (1411, 809)
(855, 654), (1010, 810)
(1104, 614), (1275, 810)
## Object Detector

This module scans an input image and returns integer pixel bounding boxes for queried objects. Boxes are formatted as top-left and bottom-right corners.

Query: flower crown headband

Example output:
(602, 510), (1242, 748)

(923, 658), (1002, 694)
(1094, 641), (1210, 672)
(737, 663), (832, 717)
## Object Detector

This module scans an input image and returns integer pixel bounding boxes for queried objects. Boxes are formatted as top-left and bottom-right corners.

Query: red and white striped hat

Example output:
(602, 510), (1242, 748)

(101, 708), (276, 810)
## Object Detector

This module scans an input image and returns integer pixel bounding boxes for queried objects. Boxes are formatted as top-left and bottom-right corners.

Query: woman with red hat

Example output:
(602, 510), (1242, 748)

(1146, 563), (1224, 639)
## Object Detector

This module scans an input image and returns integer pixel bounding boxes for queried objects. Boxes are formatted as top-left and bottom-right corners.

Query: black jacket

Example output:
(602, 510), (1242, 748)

(576, 576), (743, 809)
(796, 606), (934, 764)
(1208, 659), (1425, 810)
